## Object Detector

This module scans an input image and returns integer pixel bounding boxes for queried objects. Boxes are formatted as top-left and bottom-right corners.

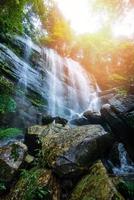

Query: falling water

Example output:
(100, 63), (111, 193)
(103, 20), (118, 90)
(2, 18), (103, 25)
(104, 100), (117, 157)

(18, 36), (32, 92)
(113, 143), (134, 175)
(43, 48), (101, 119)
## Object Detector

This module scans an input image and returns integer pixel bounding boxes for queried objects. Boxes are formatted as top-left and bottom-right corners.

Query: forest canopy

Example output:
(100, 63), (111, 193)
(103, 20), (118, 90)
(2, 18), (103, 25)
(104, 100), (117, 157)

(0, 0), (134, 89)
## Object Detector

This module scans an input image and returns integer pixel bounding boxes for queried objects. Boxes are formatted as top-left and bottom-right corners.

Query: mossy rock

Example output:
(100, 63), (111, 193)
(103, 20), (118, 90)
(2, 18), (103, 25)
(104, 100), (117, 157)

(3, 168), (60, 200)
(0, 142), (27, 183)
(70, 161), (124, 200)
(27, 124), (114, 177)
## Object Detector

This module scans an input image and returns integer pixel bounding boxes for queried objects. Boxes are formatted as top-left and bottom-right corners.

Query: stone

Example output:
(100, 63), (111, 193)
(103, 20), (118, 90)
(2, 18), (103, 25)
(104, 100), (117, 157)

(42, 115), (68, 126)
(42, 115), (54, 125)
(83, 111), (103, 124)
(101, 95), (134, 162)
(3, 168), (60, 200)
(25, 125), (49, 155)
(109, 95), (134, 114)
(27, 124), (115, 177)
(123, 110), (134, 130)
(70, 161), (124, 200)
(69, 117), (90, 126)
(25, 154), (34, 164)
(0, 142), (27, 183)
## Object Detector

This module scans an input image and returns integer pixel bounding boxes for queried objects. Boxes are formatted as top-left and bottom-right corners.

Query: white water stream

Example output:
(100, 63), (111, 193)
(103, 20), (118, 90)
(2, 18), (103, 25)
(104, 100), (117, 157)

(113, 143), (134, 175)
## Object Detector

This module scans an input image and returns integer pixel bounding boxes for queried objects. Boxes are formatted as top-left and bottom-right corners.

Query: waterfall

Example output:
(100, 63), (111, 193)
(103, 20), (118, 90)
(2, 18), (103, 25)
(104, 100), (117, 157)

(113, 143), (134, 175)
(18, 36), (32, 92)
(43, 48), (101, 119)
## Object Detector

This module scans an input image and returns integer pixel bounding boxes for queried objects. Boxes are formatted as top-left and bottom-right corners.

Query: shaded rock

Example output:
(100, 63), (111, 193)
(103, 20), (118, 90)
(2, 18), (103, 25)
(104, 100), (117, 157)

(69, 117), (90, 126)
(109, 95), (134, 114)
(123, 110), (134, 130)
(101, 104), (130, 141)
(54, 116), (68, 126)
(42, 115), (68, 126)
(3, 168), (60, 200)
(83, 111), (103, 124)
(101, 96), (134, 162)
(70, 160), (124, 200)
(42, 115), (54, 125)
(108, 142), (120, 167)
(25, 125), (49, 155)
(128, 84), (134, 94)
(0, 142), (27, 183)
(30, 124), (115, 177)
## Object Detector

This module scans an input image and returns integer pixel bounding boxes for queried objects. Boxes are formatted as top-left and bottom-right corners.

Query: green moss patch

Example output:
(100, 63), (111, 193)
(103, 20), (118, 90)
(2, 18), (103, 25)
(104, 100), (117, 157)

(0, 128), (22, 140)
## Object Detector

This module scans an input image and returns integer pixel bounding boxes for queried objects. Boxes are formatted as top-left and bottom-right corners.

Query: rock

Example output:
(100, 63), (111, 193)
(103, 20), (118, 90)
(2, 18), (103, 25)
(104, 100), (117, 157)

(42, 115), (68, 126)
(109, 95), (134, 114)
(101, 104), (127, 140)
(54, 116), (68, 126)
(28, 124), (115, 177)
(83, 111), (103, 124)
(128, 84), (134, 94)
(101, 96), (134, 162)
(98, 88), (117, 97)
(42, 115), (54, 125)
(69, 117), (90, 126)
(3, 168), (60, 200)
(123, 110), (134, 130)
(108, 142), (120, 167)
(24, 154), (34, 164)
(0, 142), (27, 183)
(70, 161), (124, 200)
(25, 125), (48, 155)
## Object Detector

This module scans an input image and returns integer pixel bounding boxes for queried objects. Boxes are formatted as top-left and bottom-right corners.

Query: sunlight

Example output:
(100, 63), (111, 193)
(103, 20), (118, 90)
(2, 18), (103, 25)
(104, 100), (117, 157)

(55, 0), (108, 34)
(112, 8), (134, 39)
(55, 0), (134, 39)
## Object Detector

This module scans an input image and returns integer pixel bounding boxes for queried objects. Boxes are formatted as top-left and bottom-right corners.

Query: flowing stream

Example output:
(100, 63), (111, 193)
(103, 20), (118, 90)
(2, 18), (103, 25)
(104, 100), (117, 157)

(113, 143), (134, 175)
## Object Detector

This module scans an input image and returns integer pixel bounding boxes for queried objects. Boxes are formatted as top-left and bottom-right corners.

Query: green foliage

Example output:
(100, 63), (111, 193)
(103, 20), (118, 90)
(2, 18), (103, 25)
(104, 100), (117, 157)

(117, 181), (134, 199)
(0, 180), (6, 193)
(11, 143), (20, 161)
(0, 128), (22, 140)
(0, 0), (29, 34)
(0, 95), (16, 114)
(20, 169), (51, 200)
(0, 76), (14, 95)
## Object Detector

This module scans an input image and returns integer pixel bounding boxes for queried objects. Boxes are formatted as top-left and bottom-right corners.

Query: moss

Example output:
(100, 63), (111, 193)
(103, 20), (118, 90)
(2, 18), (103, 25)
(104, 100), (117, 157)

(0, 128), (22, 140)
(27, 91), (47, 108)
(7, 168), (55, 200)
(117, 180), (134, 199)
(70, 161), (124, 200)
(0, 94), (16, 114)
(0, 76), (14, 95)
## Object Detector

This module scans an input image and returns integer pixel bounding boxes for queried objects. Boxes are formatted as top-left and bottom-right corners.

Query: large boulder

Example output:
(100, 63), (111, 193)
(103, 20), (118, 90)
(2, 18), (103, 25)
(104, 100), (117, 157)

(27, 123), (115, 177)
(101, 94), (134, 161)
(109, 95), (134, 114)
(3, 168), (60, 200)
(0, 142), (27, 183)
(70, 160), (124, 200)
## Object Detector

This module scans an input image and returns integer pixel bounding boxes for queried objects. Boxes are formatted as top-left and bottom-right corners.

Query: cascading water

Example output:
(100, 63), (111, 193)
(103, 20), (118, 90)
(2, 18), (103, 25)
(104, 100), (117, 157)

(18, 36), (32, 92)
(113, 143), (134, 175)
(43, 48), (101, 119)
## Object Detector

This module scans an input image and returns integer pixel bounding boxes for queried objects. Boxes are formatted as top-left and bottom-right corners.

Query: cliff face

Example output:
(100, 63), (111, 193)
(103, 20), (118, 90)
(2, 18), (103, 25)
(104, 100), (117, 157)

(0, 35), (48, 130)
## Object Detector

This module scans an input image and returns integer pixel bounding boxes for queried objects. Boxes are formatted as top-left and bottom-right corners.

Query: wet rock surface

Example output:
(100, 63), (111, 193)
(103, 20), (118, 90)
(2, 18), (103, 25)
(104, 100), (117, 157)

(0, 142), (27, 183)
(101, 94), (134, 162)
